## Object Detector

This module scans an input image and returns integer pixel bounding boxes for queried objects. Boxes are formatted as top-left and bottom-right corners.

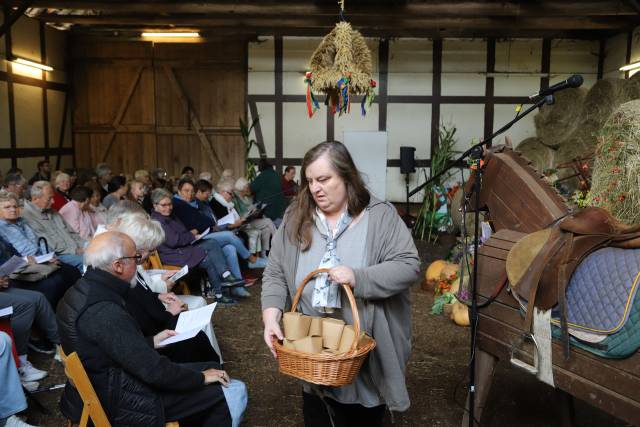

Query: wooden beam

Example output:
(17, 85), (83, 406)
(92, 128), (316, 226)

(162, 66), (224, 176)
(27, 1), (638, 17)
(100, 65), (144, 162)
(0, 1), (32, 38)
(36, 14), (638, 30)
(74, 124), (241, 136)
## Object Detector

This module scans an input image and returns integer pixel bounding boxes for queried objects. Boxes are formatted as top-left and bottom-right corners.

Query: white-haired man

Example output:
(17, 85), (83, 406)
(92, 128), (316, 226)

(57, 232), (247, 426)
(21, 181), (84, 270)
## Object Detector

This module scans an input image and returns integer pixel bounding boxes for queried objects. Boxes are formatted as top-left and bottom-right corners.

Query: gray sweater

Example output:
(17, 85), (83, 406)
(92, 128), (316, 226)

(262, 198), (420, 411)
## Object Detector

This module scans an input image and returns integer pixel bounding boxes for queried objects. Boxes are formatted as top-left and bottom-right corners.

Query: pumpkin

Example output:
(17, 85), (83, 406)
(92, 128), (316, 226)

(422, 260), (448, 291)
(450, 301), (470, 326)
(439, 263), (459, 282)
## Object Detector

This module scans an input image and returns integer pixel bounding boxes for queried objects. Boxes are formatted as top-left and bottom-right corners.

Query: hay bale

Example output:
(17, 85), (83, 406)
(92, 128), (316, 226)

(590, 100), (640, 225)
(515, 137), (555, 172)
(534, 87), (587, 148)
(582, 78), (628, 130)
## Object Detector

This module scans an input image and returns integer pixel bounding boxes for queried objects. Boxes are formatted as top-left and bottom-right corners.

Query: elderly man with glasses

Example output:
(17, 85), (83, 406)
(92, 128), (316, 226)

(57, 231), (247, 427)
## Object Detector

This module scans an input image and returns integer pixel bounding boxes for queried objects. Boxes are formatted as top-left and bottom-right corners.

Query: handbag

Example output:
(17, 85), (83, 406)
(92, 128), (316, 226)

(10, 262), (59, 282)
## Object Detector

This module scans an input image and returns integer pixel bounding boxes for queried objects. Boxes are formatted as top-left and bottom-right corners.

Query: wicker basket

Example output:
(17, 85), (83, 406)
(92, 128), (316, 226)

(273, 268), (376, 386)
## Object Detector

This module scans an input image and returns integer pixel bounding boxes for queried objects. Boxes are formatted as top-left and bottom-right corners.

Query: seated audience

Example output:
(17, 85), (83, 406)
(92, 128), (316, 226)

(150, 189), (243, 305)
(281, 165), (299, 199)
(28, 160), (50, 186)
(174, 179), (264, 290)
(21, 181), (85, 271)
(3, 173), (26, 206)
(199, 171), (213, 183)
(57, 232), (247, 427)
(250, 159), (287, 227)
(181, 166), (195, 180)
(0, 332), (37, 427)
(127, 179), (146, 205)
(84, 181), (107, 229)
(220, 169), (234, 183)
(0, 236), (62, 390)
(108, 212), (224, 363)
(0, 193), (81, 307)
(232, 177), (276, 258)
(102, 175), (129, 209)
(63, 168), (77, 190)
(134, 169), (154, 212)
(59, 186), (96, 239)
(51, 172), (71, 211)
(95, 163), (112, 200)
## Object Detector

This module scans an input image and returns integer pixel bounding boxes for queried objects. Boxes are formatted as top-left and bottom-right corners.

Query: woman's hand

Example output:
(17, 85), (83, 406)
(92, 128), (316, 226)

(230, 218), (245, 229)
(161, 271), (177, 282)
(0, 277), (9, 289)
(202, 368), (230, 386)
(190, 229), (198, 236)
(329, 265), (356, 288)
(152, 329), (176, 348)
(262, 307), (283, 358)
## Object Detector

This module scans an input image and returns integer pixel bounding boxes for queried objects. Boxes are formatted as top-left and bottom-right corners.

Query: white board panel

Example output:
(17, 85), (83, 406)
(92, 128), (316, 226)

(333, 104), (379, 140)
(343, 131), (387, 201)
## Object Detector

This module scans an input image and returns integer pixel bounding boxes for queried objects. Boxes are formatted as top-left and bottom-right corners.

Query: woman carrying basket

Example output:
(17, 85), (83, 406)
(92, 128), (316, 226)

(261, 141), (420, 426)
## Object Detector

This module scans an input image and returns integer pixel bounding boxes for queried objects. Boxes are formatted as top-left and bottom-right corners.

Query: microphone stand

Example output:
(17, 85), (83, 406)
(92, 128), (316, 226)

(407, 94), (555, 427)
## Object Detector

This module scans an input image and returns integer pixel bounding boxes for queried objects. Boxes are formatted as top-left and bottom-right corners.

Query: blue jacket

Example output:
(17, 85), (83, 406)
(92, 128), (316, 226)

(171, 197), (215, 234)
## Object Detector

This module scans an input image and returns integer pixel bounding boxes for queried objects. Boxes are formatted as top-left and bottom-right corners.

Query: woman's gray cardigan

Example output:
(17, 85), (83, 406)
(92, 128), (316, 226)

(261, 198), (420, 411)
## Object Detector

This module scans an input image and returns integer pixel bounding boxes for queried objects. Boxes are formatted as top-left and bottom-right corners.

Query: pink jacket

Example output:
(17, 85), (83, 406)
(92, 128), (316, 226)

(59, 200), (96, 240)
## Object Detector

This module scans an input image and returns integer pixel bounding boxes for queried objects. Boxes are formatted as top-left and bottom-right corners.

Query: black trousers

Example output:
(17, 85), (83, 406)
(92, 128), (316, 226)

(162, 361), (231, 427)
(159, 331), (221, 365)
(302, 391), (387, 427)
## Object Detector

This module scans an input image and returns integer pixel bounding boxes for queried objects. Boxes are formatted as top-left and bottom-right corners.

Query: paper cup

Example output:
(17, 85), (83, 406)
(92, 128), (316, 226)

(283, 312), (311, 340)
(283, 338), (296, 349)
(309, 316), (323, 336)
(338, 325), (356, 353)
(293, 336), (322, 354)
(322, 318), (345, 350)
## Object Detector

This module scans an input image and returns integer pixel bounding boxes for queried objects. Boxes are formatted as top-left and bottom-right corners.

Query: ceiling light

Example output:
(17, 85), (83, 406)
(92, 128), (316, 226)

(12, 57), (53, 71)
(620, 61), (640, 72)
(141, 32), (200, 38)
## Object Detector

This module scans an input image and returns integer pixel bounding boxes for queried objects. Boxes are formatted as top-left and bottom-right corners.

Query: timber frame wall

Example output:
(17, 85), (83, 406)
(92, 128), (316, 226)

(0, 9), (73, 173)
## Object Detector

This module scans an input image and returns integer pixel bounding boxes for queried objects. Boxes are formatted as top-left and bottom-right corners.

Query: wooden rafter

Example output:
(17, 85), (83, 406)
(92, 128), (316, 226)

(1, 1), (33, 38)
(25, 1), (638, 17)
(162, 66), (224, 176)
(100, 65), (144, 162)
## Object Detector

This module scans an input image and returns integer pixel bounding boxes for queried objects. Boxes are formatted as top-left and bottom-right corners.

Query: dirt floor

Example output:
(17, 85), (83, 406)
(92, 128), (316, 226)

(24, 238), (632, 426)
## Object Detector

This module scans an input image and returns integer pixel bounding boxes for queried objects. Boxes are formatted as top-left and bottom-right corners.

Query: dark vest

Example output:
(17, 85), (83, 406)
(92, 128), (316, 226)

(57, 269), (164, 426)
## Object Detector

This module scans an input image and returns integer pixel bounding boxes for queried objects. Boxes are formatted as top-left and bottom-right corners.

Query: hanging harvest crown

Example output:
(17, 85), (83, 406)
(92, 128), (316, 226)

(305, 21), (376, 118)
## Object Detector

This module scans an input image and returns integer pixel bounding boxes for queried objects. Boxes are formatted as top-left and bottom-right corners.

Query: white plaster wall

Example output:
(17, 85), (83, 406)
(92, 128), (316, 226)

(248, 35), (613, 202)
(442, 39), (486, 96)
(247, 101), (276, 158)
(388, 39), (433, 95)
(604, 32), (627, 79)
(248, 36), (275, 95)
(494, 39), (541, 97)
(550, 39), (599, 88)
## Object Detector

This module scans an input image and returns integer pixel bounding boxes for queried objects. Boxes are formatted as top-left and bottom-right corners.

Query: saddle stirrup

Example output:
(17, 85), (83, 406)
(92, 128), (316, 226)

(510, 332), (541, 376)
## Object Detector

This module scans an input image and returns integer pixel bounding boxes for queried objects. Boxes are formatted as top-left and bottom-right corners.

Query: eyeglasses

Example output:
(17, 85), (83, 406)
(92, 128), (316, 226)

(117, 254), (143, 265)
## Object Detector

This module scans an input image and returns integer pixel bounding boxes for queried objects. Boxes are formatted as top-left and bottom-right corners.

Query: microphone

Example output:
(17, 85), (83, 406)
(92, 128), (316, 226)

(529, 74), (583, 99)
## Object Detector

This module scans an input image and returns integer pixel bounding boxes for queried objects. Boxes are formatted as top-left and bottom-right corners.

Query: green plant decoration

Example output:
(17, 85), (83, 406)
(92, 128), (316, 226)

(239, 116), (264, 182)
(413, 124), (460, 243)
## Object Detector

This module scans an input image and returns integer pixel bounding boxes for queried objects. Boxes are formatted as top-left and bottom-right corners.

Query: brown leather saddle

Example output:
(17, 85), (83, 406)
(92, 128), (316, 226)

(506, 207), (640, 354)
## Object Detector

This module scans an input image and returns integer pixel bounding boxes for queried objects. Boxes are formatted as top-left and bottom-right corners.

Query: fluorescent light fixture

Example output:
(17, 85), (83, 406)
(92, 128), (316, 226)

(141, 32), (200, 38)
(12, 57), (53, 71)
(620, 61), (640, 72)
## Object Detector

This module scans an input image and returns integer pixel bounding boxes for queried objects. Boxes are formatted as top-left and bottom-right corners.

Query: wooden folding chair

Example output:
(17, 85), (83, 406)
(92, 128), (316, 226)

(59, 349), (178, 427)
(146, 250), (191, 295)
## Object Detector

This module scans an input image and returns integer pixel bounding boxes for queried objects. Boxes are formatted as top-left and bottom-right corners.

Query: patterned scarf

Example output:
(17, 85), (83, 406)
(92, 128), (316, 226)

(312, 208), (352, 313)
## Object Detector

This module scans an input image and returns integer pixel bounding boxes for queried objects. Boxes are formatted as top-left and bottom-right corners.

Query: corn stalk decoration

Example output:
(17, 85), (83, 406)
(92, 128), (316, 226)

(239, 116), (266, 182)
(413, 124), (460, 242)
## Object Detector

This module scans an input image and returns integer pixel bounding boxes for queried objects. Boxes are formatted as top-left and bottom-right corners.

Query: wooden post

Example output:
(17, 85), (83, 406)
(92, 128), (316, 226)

(462, 349), (498, 427)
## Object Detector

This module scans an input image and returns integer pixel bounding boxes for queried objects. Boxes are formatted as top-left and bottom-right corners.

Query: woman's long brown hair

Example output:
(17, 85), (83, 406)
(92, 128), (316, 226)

(287, 141), (370, 250)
